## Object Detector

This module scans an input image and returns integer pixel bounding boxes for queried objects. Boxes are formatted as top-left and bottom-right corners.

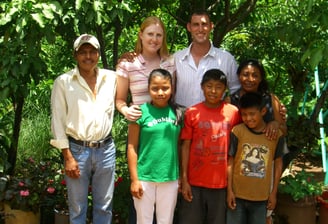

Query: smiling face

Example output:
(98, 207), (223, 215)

(240, 106), (267, 131)
(239, 65), (263, 93)
(75, 44), (99, 72)
(149, 75), (172, 108)
(187, 14), (213, 45)
(139, 23), (164, 55)
(201, 79), (226, 108)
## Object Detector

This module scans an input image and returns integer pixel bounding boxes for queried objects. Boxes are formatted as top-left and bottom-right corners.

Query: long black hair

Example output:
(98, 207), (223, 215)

(148, 68), (185, 125)
(237, 59), (270, 95)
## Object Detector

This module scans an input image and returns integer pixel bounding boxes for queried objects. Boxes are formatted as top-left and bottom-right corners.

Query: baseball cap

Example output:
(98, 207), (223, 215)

(73, 34), (100, 51)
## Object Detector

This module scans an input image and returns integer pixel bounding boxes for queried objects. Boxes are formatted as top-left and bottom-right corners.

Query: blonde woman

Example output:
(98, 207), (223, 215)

(116, 16), (175, 121)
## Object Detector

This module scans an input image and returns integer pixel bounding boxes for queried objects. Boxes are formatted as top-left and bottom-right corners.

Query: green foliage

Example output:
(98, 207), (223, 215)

(286, 115), (321, 153)
(0, 0), (64, 173)
(112, 112), (130, 221)
(279, 169), (323, 201)
(0, 100), (13, 173)
(18, 79), (54, 161)
(17, 113), (53, 161)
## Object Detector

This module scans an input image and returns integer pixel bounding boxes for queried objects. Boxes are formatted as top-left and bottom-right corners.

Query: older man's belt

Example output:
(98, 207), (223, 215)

(68, 135), (112, 148)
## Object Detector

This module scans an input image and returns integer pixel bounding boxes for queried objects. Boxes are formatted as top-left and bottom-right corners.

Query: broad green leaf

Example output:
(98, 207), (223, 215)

(0, 7), (18, 25)
(76, 0), (83, 10)
(121, 1), (132, 12)
(309, 47), (323, 70)
(40, 4), (55, 20)
(31, 13), (45, 28)
(16, 17), (27, 33)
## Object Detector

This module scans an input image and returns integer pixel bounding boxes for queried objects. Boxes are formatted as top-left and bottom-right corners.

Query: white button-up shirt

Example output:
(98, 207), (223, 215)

(50, 67), (117, 149)
(174, 43), (240, 107)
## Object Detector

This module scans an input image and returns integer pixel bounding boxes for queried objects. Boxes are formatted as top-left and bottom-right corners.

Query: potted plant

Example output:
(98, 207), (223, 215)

(3, 157), (55, 224)
(275, 168), (323, 224)
(2, 156), (68, 224)
(317, 185), (328, 224)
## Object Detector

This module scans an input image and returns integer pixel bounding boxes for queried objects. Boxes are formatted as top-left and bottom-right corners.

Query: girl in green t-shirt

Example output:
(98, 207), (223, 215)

(127, 68), (184, 224)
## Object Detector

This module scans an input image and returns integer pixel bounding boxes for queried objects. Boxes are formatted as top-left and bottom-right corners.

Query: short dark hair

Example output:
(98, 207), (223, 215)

(201, 69), (227, 86)
(239, 92), (265, 110)
(188, 9), (211, 23)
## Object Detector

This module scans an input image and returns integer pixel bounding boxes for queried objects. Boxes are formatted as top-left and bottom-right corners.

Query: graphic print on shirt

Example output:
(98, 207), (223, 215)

(147, 116), (177, 127)
(192, 120), (230, 168)
(240, 143), (269, 178)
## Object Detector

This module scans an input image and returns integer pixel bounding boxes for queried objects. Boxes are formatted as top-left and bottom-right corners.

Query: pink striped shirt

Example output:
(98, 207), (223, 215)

(116, 54), (175, 105)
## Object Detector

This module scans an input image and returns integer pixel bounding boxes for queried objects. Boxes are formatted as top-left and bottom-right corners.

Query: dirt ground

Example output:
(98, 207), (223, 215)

(286, 153), (326, 183)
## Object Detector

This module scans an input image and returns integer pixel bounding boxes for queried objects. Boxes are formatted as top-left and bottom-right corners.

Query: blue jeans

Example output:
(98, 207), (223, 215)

(66, 141), (116, 224)
(226, 198), (267, 224)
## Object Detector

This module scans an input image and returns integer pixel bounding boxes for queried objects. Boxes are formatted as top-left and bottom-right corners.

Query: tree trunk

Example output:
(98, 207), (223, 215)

(7, 95), (24, 175)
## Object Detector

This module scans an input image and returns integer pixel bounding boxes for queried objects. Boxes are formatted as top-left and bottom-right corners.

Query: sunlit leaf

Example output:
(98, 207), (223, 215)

(309, 47), (323, 70)
(31, 13), (45, 28)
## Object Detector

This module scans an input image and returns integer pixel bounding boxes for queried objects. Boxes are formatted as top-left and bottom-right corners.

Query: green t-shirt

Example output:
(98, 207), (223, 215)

(136, 103), (181, 182)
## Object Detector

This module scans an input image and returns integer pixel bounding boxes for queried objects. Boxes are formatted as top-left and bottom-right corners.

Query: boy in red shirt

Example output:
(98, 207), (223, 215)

(179, 69), (240, 224)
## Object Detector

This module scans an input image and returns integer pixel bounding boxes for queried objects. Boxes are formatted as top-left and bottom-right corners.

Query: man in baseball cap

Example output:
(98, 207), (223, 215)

(73, 33), (100, 51)
(51, 33), (116, 224)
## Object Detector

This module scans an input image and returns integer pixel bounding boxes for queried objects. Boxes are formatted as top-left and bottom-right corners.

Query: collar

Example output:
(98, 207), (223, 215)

(136, 53), (171, 68)
(72, 67), (105, 81)
(181, 42), (216, 60)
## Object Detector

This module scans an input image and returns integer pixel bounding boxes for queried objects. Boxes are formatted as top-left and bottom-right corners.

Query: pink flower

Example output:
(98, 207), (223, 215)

(18, 181), (25, 187)
(47, 187), (55, 194)
(20, 190), (30, 197)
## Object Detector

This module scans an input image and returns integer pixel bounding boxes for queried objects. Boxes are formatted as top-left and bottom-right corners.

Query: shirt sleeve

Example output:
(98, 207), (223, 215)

(50, 77), (69, 149)
(274, 136), (288, 159)
(180, 109), (193, 140)
(226, 55), (240, 95)
(116, 60), (129, 78)
(229, 131), (239, 157)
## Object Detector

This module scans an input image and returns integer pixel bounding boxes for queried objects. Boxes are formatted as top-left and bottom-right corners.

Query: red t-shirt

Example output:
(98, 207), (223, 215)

(181, 102), (240, 188)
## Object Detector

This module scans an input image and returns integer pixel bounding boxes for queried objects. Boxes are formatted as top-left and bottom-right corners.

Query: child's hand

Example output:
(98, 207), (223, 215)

(130, 180), (143, 199)
(227, 190), (236, 209)
(181, 181), (193, 202)
(267, 193), (277, 210)
(178, 178), (182, 193)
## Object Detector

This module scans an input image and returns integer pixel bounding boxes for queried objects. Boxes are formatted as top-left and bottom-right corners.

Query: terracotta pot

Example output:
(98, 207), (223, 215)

(4, 203), (39, 224)
(275, 193), (316, 224)
(318, 191), (328, 224)
(54, 209), (69, 224)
